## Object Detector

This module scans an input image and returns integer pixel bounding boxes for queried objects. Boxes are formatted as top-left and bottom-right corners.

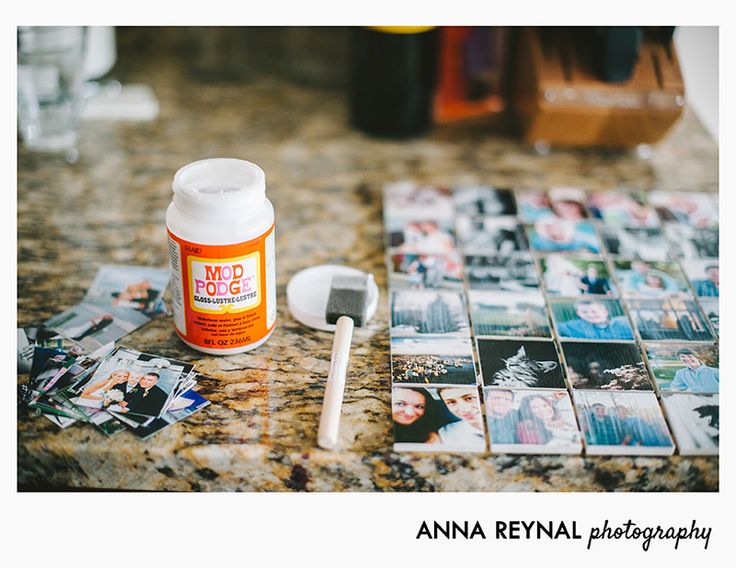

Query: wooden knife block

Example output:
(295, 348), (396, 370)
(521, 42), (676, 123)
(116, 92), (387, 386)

(513, 28), (685, 147)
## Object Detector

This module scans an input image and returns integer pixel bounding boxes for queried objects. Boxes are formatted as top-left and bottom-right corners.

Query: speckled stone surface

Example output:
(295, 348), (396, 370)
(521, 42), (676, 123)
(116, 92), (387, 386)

(17, 44), (718, 491)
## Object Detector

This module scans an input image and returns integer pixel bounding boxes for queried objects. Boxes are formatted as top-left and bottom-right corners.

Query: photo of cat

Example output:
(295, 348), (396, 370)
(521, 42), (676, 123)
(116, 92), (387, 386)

(477, 339), (566, 389)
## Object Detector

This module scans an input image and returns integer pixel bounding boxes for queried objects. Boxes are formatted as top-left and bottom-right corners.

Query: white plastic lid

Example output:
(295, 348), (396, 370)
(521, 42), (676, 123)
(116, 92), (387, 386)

(286, 264), (379, 332)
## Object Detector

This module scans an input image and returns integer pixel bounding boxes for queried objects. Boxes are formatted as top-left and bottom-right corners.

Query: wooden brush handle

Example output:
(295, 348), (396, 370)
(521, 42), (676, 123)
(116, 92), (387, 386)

(317, 315), (354, 450)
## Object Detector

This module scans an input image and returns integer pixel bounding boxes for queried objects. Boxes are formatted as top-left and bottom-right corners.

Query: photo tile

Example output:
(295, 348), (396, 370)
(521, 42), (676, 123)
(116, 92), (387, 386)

(391, 289), (470, 338)
(647, 191), (719, 228)
(465, 252), (540, 292)
(682, 259), (719, 298)
(663, 222), (719, 260)
(573, 391), (674, 456)
(698, 299), (719, 337)
(560, 341), (653, 391)
(483, 388), (582, 454)
(627, 298), (714, 342)
(456, 215), (528, 254)
(468, 290), (551, 338)
(382, 182), (455, 223)
(516, 188), (554, 222)
(661, 392), (719, 456)
(644, 342), (719, 394)
(477, 338), (566, 389)
(612, 259), (691, 299)
(547, 187), (590, 221)
(539, 254), (617, 297)
(453, 186), (516, 216)
(598, 226), (671, 261)
(527, 219), (601, 253)
(85, 264), (170, 317)
(385, 217), (457, 256)
(392, 385), (486, 452)
(549, 298), (634, 341)
(388, 252), (463, 290)
(390, 336), (477, 386)
(587, 190), (661, 228)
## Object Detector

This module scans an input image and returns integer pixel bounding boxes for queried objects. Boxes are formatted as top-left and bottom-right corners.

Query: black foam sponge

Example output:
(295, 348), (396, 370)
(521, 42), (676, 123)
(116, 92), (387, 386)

(326, 274), (369, 326)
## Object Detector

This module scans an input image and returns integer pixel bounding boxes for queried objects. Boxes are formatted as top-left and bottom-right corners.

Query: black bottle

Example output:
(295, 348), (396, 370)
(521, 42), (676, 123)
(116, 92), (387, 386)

(349, 26), (439, 138)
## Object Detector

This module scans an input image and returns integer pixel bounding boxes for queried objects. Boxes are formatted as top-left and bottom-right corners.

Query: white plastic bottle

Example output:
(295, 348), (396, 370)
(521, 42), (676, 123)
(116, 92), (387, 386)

(166, 158), (277, 354)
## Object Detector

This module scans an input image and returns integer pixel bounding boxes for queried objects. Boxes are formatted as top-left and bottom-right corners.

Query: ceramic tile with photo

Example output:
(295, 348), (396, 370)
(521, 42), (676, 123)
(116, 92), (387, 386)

(484, 388), (582, 454)
(612, 259), (691, 299)
(453, 186), (516, 216)
(644, 342), (719, 394)
(587, 190), (660, 228)
(661, 392), (719, 456)
(477, 338), (566, 389)
(547, 187), (590, 221)
(390, 336), (477, 386)
(527, 218), (601, 253)
(392, 385), (486, 452)
(627, 298), (714, 342)
(391, 289), (470, 338)
(456, 215), (528, 255)
(598, 226), (670, 261)
(573, 391), (674, 456)
(663, 222), (719, 259)
(698, 298), (719, 337)
(647, 190), (719, 228)
(549, 298), (635, 341)
(516, 188), (554, 222)
(468, 290), (551, 338)
(539, 254), (617, 297)
(382, 182), (455, 223)
(465, 252), (540, 292)
(682, 259), (719, 298)
(560, 341), (652, 391)
(388, 252), (463, 290)
(385, 217), (457, 256)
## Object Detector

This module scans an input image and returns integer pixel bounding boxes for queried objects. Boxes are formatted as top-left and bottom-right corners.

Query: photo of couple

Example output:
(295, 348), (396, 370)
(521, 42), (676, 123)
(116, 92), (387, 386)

(392, 386), (486, 451)
(517, 187), (588, 222)
(574, 391), (674, 455)
(86, 264), (170, 316)
(484, 389), (582, 454)
(389, 252), (463, 290)
(541, 255), (615, 297)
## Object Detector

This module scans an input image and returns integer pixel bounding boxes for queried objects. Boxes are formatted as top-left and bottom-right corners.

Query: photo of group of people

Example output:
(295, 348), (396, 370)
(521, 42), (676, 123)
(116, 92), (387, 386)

(383, 183), (718, 456)
(44, 265), (169, 352)
(385, 183), (486, 452)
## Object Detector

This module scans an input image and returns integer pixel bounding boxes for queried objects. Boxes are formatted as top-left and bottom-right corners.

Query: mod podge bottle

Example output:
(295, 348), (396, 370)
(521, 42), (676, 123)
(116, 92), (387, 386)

(166, 158), (276, 354)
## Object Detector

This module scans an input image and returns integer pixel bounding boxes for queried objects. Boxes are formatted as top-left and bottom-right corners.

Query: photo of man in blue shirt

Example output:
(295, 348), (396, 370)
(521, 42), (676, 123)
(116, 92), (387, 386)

(670, 348), (719, 393)
(556, 299), (634, 340)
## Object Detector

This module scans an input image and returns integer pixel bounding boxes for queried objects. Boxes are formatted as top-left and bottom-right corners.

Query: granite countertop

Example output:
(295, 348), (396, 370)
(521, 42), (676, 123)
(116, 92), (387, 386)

(17, 50), (718, 491)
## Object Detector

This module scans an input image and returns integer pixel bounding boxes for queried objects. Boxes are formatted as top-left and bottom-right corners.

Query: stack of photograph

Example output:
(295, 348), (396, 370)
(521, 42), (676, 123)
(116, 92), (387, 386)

(384, 183), (486, 453)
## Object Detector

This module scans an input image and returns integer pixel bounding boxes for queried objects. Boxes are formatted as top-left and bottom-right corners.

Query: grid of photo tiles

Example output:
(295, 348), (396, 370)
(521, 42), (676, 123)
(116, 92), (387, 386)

(384, 183), (719, 456)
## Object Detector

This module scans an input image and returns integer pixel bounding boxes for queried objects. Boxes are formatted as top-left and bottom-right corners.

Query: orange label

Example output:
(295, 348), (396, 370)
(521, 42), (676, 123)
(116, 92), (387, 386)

(167, 225), (276, 351)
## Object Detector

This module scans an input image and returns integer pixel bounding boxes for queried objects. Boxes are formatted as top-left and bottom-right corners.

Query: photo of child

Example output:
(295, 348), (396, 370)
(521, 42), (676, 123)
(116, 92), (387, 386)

(527, 218), (601, 253)
(645, 343), (719, 393)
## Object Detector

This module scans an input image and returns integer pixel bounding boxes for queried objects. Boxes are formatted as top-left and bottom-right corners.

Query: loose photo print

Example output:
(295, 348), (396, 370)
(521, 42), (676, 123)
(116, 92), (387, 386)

(388, 252), (463, 290)
(527, 218), (601, 253)
(484, 389), (582, 454)
(574, 391), (674, 455)
(45, 303), (150, 352)
(661, 393), (719, 456)
(385, 217), (457, 255)
(456, 215), (528, 255)
(627, 298), (714, 342)
(645, 342), (719, 393)
(453, 186), (516, 216)
(391, 290), (470, 338)
(683, 259), (719, 297)
(599, 226), (670, 261)
(391, 336), (476, 385)
(663, 223), (719, 259)
(699, 299), (719, 336)
(465, 253), (539, 292)
(550, 298), (634, 341)
(85, 264), (169, 315)
(613, 259), (690, 299)
(477, 339), (565, 389)
(129, 388), (211, 440)
(648, 190), (718, 228)
(587, 190), (660, 228)
(469, 290), (551, 338)
(382, 182), (454, 223)
(561, 342), (652, 390)
(392, 385), (486, 452)
(540, 255), (616, 297)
